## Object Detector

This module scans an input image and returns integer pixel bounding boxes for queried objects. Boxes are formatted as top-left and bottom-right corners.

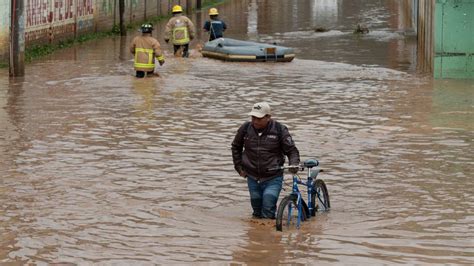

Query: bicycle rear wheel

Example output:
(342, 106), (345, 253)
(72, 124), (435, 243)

(311, 179), (330, 216)
(276, 194), (307, 231)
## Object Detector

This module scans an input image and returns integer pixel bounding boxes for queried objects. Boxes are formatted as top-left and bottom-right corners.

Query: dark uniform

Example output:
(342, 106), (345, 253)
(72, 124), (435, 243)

(203, 19), (227, 41)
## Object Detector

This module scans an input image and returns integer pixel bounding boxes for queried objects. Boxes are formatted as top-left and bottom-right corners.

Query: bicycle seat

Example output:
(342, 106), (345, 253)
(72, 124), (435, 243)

(303, 159), (319, 168)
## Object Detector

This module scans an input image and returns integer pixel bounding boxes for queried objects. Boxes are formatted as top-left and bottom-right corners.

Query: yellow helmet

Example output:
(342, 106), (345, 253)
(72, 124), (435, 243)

(209, 8), (219, 16)
(172, 5), (183, 13)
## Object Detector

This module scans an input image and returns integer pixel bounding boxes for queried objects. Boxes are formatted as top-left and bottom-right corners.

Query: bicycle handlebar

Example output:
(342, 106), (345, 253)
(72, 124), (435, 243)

(268, 165), (302, 171)
(268, 159), (320, 171)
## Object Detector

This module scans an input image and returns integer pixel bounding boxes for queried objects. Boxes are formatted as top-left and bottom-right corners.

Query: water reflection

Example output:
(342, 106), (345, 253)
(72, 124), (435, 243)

(431, 79), (474, 130)
(0, 77), (29, 186)
(131, 78), (158, 117)
(0, 76), (23, 262)
(311, 0), (340, 28)
(247, 0), (259, 40)
(118, 35), (128, 61)
(231, 220), (284, 264)
(0, 0), (473, 264)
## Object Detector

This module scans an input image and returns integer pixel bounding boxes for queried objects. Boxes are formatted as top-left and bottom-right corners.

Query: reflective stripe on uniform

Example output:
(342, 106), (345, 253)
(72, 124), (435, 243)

(134, 48), (155, 68)
(134, 63), (154, 68)
(172, 26), (190, 45)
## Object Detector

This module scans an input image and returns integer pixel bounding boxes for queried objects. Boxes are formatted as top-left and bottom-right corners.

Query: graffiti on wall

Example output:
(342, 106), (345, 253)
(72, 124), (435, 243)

(26, 0), (50, 29)
(25, 0), (95, 42)
(77, 0), (94, 17)
(77, 0), (94, 31)
(52, 0), (74, 22)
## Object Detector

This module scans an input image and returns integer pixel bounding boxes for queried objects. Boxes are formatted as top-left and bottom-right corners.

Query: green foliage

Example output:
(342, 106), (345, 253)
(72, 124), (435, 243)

(24, 30), (118, 62)
(127, 14), (170, 32)
(202, 0), (228, 8)
(26, 44), (57, 62)
(149, 15), (169, 24)
(111, 24), (121, 34)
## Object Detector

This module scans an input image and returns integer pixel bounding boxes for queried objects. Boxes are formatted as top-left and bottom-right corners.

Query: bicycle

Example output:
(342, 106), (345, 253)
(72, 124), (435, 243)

(272, 159), (330, 231)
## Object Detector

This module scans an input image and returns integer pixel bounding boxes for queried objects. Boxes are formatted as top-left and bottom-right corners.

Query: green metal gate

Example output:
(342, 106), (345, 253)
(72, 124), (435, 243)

(435, 0), (474, 79)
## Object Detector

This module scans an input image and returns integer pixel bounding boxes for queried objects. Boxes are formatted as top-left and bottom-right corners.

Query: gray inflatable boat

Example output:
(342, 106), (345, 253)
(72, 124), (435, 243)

(201, 38), (295, 62)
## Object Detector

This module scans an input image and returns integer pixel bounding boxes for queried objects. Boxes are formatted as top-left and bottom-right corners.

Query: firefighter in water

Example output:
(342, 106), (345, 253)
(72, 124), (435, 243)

(164, 5), (196, 57)
(203, 8), (227, 41)
(130, 23), (165, 78)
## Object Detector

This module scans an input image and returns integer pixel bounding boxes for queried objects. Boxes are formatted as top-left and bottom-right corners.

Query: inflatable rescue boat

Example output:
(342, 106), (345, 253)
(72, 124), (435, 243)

(201, 38), (295, 62)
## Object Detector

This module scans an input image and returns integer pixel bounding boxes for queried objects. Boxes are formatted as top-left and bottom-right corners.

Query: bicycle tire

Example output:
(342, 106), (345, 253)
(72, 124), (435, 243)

(311, 179), (330, 216)
(276, 194), (308, 231)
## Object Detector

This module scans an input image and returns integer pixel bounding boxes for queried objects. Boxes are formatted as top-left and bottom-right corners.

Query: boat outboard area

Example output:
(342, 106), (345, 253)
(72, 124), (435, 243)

(201, 38), (295, 62)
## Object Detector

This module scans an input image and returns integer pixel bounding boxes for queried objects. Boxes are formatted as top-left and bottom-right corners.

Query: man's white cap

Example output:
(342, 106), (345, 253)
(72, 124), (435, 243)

(248, 102), (271, 118)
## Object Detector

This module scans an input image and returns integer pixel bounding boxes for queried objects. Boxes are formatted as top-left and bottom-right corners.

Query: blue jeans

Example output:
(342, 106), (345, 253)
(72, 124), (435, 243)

(247, 176), (283, 219)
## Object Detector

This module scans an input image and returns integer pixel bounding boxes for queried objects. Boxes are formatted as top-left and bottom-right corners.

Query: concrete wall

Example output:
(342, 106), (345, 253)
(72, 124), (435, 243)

(0, 0), (10, 62)
(0, 0), (197, 63)
(434, 0), (474, 79)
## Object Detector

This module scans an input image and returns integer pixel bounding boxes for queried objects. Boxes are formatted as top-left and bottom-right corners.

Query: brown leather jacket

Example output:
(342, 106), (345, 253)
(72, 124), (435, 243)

(130, 34), (164, 72)
(231, 120), (300, 182)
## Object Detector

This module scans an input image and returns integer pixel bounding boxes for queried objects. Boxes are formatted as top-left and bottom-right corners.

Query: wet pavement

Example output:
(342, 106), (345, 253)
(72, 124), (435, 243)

(1, 0), (473, 264)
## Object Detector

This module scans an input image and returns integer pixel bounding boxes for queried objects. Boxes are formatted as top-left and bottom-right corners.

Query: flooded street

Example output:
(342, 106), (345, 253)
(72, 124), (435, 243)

(1, 0), (473, 264)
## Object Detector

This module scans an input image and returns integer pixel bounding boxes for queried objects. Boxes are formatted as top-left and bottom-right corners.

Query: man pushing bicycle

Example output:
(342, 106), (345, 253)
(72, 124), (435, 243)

(231, 102), (300, 219)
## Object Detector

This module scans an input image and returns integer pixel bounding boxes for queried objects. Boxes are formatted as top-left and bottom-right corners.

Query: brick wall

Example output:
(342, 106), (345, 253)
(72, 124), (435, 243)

(1, 0), (196, 63)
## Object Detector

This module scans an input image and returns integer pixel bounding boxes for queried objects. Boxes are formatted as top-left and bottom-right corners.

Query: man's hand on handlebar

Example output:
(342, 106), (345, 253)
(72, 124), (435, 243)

(267, 165), (301, 173)
(289, 167), (299, 174)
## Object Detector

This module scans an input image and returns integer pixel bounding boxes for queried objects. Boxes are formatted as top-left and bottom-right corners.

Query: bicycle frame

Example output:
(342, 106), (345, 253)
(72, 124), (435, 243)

(275, 159), (329, 231)
(288, 166), (319, 228)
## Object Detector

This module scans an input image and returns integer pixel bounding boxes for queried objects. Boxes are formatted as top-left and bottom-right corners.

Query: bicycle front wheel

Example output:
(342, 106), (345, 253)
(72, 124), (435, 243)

(276, 194), (307, 231)
(311, 179), (330, 216)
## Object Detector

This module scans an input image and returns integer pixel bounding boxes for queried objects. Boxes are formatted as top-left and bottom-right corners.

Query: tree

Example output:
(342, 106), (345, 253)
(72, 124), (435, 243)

(119, 0), (126, 36)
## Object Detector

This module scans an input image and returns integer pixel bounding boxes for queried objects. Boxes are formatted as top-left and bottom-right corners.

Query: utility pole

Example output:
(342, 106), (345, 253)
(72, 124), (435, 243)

(10, 0), (25, 77)
(119, 0), (126, 36)
(186, 0), (192, 14)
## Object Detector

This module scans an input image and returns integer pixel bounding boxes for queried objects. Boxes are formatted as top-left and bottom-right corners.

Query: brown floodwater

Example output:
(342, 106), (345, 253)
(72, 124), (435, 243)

(1, 0), (473, 264)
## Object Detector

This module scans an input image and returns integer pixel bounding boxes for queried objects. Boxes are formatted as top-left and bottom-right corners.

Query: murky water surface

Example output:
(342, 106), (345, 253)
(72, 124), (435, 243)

(1, 0), (473, 264)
